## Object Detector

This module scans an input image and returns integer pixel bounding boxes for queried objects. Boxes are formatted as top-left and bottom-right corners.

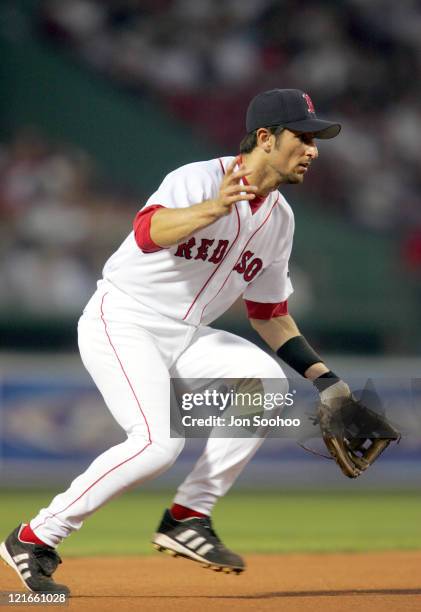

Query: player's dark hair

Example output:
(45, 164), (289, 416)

(239, 126), (284, 154)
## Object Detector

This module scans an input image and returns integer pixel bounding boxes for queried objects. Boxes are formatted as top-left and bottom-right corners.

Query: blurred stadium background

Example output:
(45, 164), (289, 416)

(0, 0), (420, 515)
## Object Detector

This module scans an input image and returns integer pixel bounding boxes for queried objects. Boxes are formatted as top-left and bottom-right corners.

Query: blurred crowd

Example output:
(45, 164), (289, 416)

(38, 0), (421, 235)
(2, 0), (421, 325)
(0, 129), (137, 315)
(0, 126), (314, 320)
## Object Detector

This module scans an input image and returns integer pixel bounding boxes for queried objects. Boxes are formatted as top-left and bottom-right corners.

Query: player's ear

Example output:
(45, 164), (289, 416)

(256, 128), (272, 152)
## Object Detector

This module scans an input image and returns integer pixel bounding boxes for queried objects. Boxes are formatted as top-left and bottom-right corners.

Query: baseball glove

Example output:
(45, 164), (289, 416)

(316, 389), (401, 478)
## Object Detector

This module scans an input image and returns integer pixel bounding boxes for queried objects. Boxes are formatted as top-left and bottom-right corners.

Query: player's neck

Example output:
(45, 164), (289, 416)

(241, 152), (278, 198)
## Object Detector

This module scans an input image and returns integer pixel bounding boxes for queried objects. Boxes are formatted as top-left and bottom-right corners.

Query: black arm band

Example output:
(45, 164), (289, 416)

(276, 335), (323, 377)
(312, 370), (339, 392)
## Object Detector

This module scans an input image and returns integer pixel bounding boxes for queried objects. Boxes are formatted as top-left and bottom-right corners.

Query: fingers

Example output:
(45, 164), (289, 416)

(224, 183), (257, 196)
(219, 157), (258, 208)
(226, 157), (239, 175)
(225, 156), (242, 175)
(225, 157), (252, 182)
(229, 166), (252, 181)
(226, 193), (256, 203)
(223, 164), (257, 195)
(231, 169), (253, 185)
(222, 185), (257, 205)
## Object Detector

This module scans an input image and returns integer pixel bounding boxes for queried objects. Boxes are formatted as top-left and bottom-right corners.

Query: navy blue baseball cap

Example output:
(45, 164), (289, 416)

(246, 89), (341, 139)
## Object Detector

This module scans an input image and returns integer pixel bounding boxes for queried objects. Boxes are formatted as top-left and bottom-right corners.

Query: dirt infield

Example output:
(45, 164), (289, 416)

(1, 551), (420, 611)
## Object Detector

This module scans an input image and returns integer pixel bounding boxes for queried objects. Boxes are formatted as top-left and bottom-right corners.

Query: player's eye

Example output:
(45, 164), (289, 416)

(300, 134), (314, 145)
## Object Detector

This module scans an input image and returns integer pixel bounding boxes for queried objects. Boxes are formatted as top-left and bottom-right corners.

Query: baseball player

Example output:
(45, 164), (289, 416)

(1, 89), (351, 595)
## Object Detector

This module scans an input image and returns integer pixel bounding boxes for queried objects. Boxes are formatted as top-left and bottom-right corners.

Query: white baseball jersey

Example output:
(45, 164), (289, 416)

(102, 156), (294, 326)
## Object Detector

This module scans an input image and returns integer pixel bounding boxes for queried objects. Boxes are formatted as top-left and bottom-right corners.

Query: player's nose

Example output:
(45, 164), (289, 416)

(307, 143), (318, 160)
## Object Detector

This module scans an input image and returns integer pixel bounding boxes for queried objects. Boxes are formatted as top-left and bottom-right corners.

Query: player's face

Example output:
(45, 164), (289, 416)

(270, 129), (319, 185)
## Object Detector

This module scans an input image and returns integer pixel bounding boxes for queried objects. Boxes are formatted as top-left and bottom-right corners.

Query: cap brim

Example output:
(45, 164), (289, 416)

(284, 118), (341, 139)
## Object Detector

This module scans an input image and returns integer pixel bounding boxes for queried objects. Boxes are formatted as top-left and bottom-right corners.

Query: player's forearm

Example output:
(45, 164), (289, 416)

(150, 200), (223, 247)
(250, 314), (300, 351)
(149, 159), (257, 247)
(251, 314), (328, 379)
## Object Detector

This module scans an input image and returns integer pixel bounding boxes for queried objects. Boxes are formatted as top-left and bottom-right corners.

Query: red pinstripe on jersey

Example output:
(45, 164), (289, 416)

(182, 203), (241, 321)
(31, 293), (152, 532)
(198, 195), (280, 323)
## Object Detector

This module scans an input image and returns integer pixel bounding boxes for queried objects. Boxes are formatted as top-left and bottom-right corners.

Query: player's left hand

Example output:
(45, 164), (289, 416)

(317, 381), (401, 478)
(318, 379), (351, 406)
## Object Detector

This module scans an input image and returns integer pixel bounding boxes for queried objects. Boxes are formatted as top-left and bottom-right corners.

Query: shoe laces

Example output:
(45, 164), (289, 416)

(195, 517), (221, 543)
(191, 517), (240, 560)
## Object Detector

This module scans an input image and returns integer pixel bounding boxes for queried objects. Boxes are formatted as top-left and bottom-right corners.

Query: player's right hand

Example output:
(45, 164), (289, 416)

(212, 157), (258, 217)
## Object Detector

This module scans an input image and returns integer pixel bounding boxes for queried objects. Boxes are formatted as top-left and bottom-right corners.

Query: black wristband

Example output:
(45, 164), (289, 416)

(313, 370), (339, 393)
(276, 335), (323, 377)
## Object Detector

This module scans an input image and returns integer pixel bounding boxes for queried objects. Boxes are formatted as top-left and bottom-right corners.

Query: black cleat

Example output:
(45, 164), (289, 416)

(0, 525), (70, 595)
(152, 509), (245, 574)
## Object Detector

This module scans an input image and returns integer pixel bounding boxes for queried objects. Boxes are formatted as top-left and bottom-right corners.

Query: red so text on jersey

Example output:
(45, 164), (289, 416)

(174, 237), (263, 283)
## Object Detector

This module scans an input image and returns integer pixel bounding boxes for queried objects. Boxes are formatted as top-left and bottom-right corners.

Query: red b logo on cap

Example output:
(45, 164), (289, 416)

(303, 93), (315, 115)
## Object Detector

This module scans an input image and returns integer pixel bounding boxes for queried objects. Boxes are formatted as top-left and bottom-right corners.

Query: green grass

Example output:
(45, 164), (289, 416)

(0, 490), (420, 557)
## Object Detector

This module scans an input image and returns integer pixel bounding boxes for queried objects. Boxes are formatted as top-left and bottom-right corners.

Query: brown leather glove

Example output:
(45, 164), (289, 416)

(317, 381), (401, 478)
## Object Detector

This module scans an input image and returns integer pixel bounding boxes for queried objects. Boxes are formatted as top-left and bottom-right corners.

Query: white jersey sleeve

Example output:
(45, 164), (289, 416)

(144, 163), (218, 210)
(242, 201), (294, 303)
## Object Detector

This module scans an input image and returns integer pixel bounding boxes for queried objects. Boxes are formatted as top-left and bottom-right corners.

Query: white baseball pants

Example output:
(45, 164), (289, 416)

(29, 283), (287, 547)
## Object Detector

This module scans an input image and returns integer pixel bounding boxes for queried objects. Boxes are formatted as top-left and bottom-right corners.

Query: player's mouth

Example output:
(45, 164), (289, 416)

(296, 162), (310, 173)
